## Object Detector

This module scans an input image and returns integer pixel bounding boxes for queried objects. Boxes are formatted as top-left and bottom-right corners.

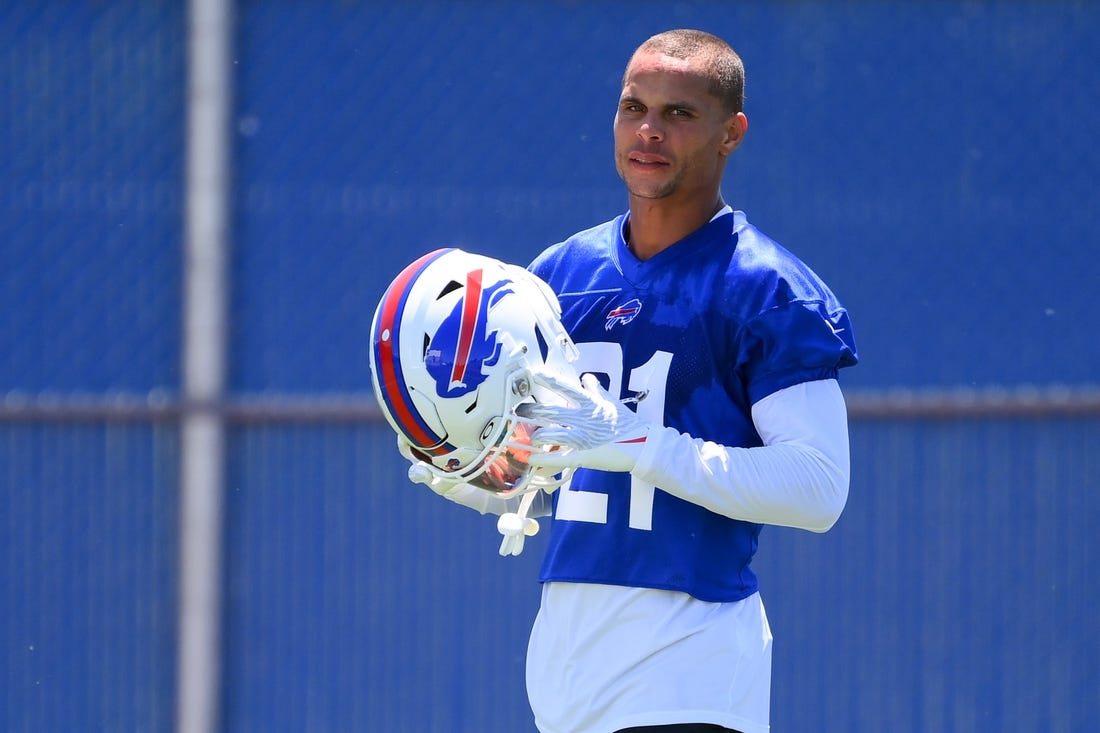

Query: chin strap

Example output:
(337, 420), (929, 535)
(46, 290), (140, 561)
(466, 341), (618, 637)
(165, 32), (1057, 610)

(497, 490), (540, 556)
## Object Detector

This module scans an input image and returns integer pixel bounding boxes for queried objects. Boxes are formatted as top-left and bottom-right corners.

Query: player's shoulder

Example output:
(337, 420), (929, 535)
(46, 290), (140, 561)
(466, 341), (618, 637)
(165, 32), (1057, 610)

(728, 212), (805, 274)
(724, 211), (842, 311)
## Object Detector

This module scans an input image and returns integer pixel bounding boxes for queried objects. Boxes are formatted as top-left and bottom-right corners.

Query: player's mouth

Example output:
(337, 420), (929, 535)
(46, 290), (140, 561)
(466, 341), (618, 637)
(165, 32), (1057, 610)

(628, 152), (670, 170)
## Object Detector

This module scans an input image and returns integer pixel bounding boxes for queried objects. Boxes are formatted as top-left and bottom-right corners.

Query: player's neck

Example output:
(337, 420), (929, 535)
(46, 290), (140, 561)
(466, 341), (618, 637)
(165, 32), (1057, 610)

(626, 195), (725, 261)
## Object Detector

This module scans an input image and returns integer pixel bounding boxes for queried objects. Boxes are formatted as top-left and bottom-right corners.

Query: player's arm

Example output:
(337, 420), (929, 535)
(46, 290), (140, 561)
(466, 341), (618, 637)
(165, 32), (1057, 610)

(632, 378), (849, 532)
(522, 377), (849, 533)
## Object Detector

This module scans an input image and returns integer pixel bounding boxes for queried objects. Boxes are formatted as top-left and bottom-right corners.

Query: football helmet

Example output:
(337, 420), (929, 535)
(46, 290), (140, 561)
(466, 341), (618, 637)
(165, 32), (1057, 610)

(370, 248), (581, 496)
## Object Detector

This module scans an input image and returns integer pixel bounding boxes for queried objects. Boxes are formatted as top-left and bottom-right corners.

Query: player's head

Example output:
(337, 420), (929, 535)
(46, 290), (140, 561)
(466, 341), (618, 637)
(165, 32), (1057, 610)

(614, 29), (748, 203)
(629, 29), (745, 114)
(370, 248), (581, 495)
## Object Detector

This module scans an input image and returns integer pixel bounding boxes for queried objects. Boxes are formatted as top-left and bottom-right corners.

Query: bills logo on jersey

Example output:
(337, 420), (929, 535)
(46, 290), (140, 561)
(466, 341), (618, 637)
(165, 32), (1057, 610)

(424, 269), (513, 397)
(605, 298), (642, 331)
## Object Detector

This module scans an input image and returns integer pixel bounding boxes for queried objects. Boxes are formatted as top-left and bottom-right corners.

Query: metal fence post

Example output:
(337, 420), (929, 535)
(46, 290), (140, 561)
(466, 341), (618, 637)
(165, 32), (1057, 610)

(178, 1), (232, 732)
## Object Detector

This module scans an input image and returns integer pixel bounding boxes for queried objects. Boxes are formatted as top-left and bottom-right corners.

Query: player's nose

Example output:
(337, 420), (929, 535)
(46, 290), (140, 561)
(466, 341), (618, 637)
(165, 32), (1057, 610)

(637, 114), (664, 142)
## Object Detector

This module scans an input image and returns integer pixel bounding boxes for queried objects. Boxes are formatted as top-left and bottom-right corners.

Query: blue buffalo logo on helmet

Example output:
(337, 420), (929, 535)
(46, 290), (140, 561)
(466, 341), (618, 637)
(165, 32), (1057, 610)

(605, 298), (642, 331)
(424, 269), (514, 398)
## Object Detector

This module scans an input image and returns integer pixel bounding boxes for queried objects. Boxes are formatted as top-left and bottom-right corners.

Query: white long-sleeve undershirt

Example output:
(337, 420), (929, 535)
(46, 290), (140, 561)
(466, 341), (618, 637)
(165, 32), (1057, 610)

(437, 378), (849, 532)
(631, 378), (850, 532)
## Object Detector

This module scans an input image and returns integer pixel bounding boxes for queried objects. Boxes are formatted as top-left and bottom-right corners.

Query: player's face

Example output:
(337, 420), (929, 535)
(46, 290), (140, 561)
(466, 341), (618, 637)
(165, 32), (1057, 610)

(614, 51), (746, 203)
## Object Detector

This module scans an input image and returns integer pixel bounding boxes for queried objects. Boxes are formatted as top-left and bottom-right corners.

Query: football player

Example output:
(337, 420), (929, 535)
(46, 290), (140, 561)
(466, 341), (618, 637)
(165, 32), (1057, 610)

(517, 29), (858, 733)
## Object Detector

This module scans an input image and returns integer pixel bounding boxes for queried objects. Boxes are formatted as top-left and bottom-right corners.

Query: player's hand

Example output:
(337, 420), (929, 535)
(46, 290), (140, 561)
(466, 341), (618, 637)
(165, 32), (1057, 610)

(397, 435), (490, 508)
(518, 371), (653, 473)
(399, 435), (543, 555)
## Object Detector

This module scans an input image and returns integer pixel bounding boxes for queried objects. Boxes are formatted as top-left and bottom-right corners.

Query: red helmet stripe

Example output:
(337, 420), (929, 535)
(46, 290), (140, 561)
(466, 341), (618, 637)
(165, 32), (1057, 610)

(372, 249), (454, 454)
(449, 268), (484, 389)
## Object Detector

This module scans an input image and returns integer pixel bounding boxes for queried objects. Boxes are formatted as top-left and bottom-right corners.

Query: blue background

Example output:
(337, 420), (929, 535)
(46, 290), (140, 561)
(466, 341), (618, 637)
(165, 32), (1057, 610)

(2, 2), (1097, 731)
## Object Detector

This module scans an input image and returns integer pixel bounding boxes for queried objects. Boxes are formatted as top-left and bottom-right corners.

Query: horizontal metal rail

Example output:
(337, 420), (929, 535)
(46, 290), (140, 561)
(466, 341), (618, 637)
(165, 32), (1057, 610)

(844, 384), (1100, 419)
(0, 394), (382, 423)
(2, 384), (1100, 423)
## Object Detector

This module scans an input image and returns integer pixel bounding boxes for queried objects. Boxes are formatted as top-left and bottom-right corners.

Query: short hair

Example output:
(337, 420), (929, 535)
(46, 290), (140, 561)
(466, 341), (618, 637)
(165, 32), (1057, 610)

(627, 29), (745, 114)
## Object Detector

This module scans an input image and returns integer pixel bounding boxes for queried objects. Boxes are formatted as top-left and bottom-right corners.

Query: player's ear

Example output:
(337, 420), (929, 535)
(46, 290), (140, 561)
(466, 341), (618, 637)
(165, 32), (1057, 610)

(720, 112), (748, 156)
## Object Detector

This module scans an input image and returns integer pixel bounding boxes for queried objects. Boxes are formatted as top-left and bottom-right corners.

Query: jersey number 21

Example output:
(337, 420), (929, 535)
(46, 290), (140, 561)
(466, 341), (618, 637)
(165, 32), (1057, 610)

(554, 342), (672, 531)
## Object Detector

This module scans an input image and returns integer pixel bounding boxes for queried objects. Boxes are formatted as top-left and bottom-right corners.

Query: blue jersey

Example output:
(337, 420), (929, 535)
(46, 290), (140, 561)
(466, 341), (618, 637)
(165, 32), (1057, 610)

(529, 209), (858, 602)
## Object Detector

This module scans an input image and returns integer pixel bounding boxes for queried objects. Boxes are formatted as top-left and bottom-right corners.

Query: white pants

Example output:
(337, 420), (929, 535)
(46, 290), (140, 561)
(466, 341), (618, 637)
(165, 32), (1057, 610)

(527, 582), (772, 733)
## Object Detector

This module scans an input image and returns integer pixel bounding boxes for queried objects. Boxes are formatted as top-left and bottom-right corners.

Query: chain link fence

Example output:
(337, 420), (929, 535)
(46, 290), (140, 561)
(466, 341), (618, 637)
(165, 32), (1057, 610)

(2, 2), (1098, 731)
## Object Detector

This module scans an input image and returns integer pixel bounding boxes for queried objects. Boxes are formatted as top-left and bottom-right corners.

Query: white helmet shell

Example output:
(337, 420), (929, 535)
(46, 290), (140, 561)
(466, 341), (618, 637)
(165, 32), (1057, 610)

(370, 248), (580, 494)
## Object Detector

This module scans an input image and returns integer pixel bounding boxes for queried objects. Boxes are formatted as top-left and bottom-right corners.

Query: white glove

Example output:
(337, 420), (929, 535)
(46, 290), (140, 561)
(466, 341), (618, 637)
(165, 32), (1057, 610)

(518, 372), (654, 473)
(399, 434), (542, 554)
(398, 435), (508, 514)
